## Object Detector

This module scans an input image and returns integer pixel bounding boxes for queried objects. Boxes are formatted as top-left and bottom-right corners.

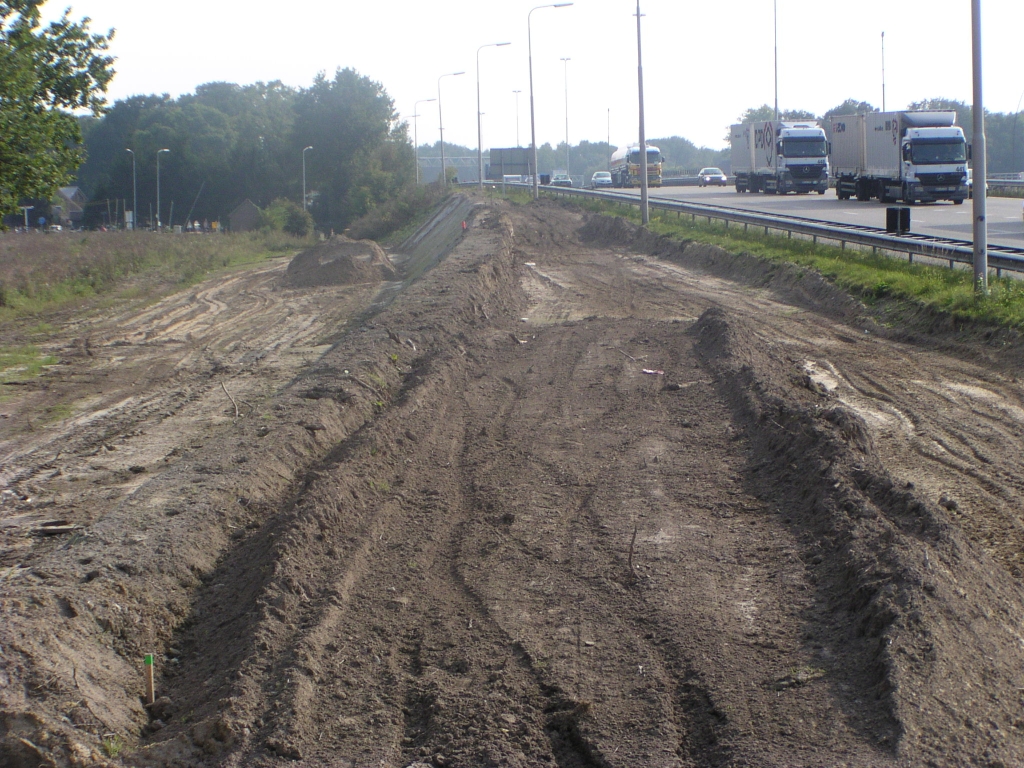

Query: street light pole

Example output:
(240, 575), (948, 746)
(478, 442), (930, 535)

(881, 31), (886, 111)
(773, 0), (779, 121)
(478, 42), (511, 189)
(156, 148), (169, 230)
(529, 3), (573, 199)
(414, 98), (436, 185)
(513, 90), (522, 147)
(971, 0), (987, 294)
(438, 71), (465, 186)
(302, 146), (313, 211)
(560, 57), (570, 176)
(126, 148), (137, 231)
(636, 0), (648, 224)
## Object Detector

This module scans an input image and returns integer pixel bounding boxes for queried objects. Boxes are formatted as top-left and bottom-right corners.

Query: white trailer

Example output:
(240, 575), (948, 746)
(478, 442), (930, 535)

(729, 121), (829, 195)
(829, 111), (968, 204)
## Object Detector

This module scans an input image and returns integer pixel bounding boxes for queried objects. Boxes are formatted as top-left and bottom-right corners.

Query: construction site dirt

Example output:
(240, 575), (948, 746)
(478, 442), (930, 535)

(3, 196), (1024, 767)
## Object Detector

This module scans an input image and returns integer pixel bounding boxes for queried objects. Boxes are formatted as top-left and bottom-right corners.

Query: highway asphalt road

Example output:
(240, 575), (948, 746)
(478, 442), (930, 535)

(613, 186), (1024, 250)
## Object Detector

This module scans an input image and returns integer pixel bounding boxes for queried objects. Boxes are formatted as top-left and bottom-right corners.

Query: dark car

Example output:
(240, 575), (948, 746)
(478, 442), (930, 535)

(697, 167), (728, 187)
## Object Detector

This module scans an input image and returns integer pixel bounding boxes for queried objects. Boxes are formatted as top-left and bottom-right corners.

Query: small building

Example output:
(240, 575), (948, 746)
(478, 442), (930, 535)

(229, 200), (262, 232)
(54, 186), (87, 227)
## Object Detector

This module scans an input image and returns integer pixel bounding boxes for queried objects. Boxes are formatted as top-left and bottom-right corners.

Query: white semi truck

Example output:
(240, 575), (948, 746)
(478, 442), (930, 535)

(730, 120), (829, 194)
(829, 111), (968, 204)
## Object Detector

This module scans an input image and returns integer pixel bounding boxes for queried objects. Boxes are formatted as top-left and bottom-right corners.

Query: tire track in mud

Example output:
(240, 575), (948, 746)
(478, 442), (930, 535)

(0, 259), (374, 512)
(451, 316), (894, 766)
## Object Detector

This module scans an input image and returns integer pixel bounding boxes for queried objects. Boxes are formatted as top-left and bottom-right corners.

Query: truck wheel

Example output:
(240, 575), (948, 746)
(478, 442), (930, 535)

(953, 199), (964, 205)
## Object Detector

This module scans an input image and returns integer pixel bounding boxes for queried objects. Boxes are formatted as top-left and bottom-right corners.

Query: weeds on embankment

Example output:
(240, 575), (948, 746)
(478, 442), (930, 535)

(571, 196), (1024, 329)
(0, 230), (309, 321)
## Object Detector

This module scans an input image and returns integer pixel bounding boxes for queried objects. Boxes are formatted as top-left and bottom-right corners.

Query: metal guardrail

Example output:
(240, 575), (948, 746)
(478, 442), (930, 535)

(537, 186), (1024, 277)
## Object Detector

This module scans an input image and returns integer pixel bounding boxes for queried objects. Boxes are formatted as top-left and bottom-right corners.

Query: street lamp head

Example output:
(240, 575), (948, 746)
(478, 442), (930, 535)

(496, 42), (511, 47)
(554, 2), (573, 6)
(452, 71), (465, 76)
(158, 148), (169, 154)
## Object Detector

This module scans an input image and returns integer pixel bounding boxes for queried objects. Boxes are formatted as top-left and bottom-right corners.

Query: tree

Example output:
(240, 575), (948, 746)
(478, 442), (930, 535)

(822, 99), (878, 119)
(735, 105), (816, 125)
(293, 68), (411, 232)
(0, 1), (114, 222)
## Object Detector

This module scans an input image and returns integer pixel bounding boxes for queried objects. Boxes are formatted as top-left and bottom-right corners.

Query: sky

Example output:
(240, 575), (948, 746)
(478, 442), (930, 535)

(42, 1), (1024, 153)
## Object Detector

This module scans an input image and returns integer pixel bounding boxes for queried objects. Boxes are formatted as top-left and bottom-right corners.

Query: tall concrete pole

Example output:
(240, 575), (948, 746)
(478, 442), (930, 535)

(478, 43), (511, 189)
(971, 0), (988, 294)
(881, 31), (886, 111)
(413, 98), (436, 185)
(773, 0), (779, 121)
(636, 0), (648, 224)
(529, 3), (573, 200)
(438, 72), (464, 186)
(561, 57), (570, 175)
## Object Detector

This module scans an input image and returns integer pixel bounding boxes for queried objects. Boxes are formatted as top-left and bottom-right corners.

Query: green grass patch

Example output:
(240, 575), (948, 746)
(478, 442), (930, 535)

(0, 346), (58, 382)
(101, 734), (126, 758)
(43, 402), (73, 422)
(567, 195), (1024, 328)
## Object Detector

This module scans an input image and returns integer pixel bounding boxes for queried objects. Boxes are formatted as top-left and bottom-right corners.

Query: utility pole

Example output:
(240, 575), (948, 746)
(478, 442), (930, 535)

(881, 31), (886, 111)
(636, 0), (648, 224)
(971, 0), (987, 294)
(774, 0), (779, 121)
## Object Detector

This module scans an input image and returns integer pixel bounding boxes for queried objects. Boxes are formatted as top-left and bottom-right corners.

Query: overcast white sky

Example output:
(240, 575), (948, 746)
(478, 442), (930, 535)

(44, 1), (1024, 152)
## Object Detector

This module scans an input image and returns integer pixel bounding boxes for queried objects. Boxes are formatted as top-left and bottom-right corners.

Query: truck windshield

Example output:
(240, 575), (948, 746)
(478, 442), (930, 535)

(781, 138), (827, 158)
(628, 150), (662, 164)
(910, 140), (966, 165)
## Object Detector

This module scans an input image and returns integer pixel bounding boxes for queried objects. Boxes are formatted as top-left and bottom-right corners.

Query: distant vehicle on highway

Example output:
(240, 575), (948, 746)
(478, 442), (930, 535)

(591, 171), (612, 189)
(830, 111), (967, 204)
(731, 120), (829, 194)
(697, 168), (728, 187)
(550, 171), (572, 187)
(502, 174), (523, 183)
(610, 143), (662, 187)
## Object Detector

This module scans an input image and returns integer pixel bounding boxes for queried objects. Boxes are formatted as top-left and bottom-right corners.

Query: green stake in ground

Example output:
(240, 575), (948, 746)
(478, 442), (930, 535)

(144, 654), (155, 705)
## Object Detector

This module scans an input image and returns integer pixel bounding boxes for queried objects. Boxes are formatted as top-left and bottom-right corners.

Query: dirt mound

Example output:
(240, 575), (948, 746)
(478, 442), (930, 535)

(285, 236), (396, 287)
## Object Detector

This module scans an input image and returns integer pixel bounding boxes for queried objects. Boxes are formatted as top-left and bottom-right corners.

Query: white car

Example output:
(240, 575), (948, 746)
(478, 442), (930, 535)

(591, 171), (612, 189)
(697, 167), (728, 187)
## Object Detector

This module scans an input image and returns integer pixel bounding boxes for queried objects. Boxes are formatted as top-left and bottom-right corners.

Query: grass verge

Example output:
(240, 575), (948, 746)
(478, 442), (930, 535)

(568, 195), (1024, 329)
(0, 230), (310, 322)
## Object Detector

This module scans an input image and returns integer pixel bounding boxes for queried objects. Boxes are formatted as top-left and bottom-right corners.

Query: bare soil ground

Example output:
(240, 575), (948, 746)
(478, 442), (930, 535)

(3, 196), (1024, 768)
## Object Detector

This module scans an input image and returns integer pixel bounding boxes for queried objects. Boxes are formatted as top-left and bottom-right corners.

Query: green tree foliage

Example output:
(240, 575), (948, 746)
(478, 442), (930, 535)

(78, 69), (414, 232)
(260, 197), (312, 237)
(0, 1), (114, 222)
(735, 104), (816, 125)
(822, 99), (878, 119)
(293, 68), (412, 233)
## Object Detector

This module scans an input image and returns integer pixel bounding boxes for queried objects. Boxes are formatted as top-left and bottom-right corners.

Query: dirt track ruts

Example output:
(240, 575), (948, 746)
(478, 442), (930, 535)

(2, 197), (1024, 767)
